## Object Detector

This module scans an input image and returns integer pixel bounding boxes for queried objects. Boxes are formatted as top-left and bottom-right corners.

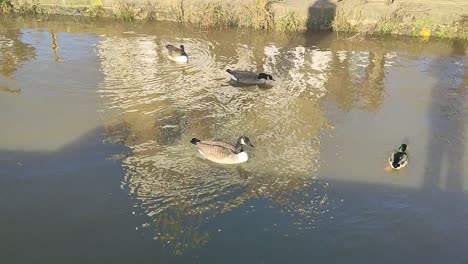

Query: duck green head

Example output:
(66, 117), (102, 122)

(399, 144), (408, 152)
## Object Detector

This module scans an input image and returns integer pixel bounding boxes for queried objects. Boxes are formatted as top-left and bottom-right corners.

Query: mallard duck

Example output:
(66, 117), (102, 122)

(226, 69), (274, 85)
(166, 44), (188, 62)
(388, 144), (408, 170)
(190, 136), (254, 164)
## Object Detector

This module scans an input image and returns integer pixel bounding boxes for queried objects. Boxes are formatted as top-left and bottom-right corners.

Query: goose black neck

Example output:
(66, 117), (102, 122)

(234, 142), (243, 154)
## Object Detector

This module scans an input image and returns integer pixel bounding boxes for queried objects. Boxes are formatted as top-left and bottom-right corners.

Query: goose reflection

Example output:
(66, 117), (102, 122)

(98, 35), (334, 253)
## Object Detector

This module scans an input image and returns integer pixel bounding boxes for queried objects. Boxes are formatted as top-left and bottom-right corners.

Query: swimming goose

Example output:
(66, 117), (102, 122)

(190, 136), (254, 164)
(226, 69), (274, 85)
(166, 44), (188, 62)
(388, 144), (408, 170)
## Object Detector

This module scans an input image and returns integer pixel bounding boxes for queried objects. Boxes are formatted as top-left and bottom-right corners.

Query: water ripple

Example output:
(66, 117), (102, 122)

(98, 34), (335, 253)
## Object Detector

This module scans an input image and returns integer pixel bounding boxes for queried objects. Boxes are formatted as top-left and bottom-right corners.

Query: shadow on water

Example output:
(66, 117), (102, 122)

(422, 40), (467, 193)
(304, 0), (336, 49)
(0, 128), (188, 264)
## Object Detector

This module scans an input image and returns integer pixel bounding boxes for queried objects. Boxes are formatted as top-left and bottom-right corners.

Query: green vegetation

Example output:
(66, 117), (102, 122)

(0, 0), (13, 13)
(333, 6), (468, 41)
(373, 12), (404, 36)
(410, 15), (468, 40)
(413, 16), (432, 32)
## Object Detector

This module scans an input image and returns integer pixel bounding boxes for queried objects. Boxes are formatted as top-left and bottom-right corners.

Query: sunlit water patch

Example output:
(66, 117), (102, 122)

(97, 34), (338, 253)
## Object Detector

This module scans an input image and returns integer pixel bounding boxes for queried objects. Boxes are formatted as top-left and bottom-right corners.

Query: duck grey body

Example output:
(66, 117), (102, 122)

(190, 136), (254, 164)
(166, 44), (188, 62)
(226, 69), (274, 85)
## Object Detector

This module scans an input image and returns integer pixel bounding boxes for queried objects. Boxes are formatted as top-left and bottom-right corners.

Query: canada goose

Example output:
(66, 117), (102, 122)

(226, 69), (274, 85)
(190, 136), (254, 164)
(166, 44), (188, 62)
(388, 144), (408, 170)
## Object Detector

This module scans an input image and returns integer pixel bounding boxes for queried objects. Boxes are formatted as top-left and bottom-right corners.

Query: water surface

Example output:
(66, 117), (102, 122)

(1, 16), (468, 264)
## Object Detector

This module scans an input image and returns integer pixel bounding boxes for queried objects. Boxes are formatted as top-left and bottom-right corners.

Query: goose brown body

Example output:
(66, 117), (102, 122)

(166, 44), (188, 62)
(226, 69), (274, 85)
(190, 136), (253, 164)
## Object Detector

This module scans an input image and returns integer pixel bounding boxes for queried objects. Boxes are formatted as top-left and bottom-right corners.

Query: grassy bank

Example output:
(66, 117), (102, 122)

(1, 0), (468, 39)
(332, 0), (468, 40)
(2, 0), (307, 32)
(332, 5), (468, 40)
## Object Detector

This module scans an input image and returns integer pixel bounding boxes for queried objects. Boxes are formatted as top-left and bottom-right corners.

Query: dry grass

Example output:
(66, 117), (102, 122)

(184, 1), (234, 28)
(373, 13), (403, 36)
(248, 0), (278, 30)
(276, 10), (305, 32)
(180, 0), (279, 30)
(14, 0), (49, 15)
(3, 0), (467, 39)
(80, 0), (281, 30)
(86, 5), (105, 17)
(433, 17), (468, 40)
(116, 0), (137, 21)
(0, 0), (13, 13)
(332, 7), (363, 34)
(139, 1), (159, 21)
(332, 5), (468, 40)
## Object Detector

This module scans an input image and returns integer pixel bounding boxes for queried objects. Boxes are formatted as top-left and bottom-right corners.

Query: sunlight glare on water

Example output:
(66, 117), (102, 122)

(96, 28), (337, 252)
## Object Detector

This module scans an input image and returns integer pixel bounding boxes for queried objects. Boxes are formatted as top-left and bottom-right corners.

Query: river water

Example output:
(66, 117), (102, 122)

(1, 16), (467, 264)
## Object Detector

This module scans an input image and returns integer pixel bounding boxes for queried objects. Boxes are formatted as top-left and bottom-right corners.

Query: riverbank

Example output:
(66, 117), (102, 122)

(1, 0), (467, 39)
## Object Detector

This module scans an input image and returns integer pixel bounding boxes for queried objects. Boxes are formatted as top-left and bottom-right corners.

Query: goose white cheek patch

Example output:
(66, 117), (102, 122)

(229, 74), (238, 81)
